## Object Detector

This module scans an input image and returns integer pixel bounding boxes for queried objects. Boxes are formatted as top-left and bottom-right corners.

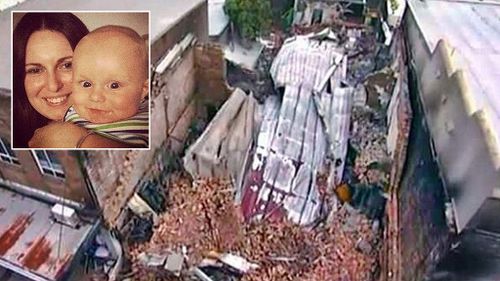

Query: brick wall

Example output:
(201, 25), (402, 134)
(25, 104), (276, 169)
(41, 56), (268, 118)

(381, 31), (413, 281)
(194, 43), (232, 107)
(0, 91), (91, 204)
(397, 70), (450, 281)
(381, 25), (451, 281)
(151, 1), (208, 64)
(86, 3), (216, 227)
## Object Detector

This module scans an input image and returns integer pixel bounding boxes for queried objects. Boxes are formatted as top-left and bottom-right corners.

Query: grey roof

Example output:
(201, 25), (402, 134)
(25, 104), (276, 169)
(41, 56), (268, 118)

(408, 0), (500, 171)
(0, 0), (206, 90)
(407, 0), (500, 234)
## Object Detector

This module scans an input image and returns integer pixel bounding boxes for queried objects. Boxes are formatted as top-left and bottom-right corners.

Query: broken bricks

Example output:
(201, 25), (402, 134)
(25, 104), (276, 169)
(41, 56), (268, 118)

(128, 175), (380, 281)
(126, 22), (393, 281)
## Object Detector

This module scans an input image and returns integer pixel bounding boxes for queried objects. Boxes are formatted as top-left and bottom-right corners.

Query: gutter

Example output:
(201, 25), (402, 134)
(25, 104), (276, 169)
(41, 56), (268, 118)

(0, 178), (85, 211)
(0, 259), (50, 281)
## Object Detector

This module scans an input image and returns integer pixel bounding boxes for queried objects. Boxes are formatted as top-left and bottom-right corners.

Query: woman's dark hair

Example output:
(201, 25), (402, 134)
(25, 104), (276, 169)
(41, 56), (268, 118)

(12, 13), (89, 148)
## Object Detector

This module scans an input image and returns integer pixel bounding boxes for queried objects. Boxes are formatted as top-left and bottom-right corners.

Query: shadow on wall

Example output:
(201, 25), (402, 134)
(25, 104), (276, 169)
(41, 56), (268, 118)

(399, 64), (450, 281)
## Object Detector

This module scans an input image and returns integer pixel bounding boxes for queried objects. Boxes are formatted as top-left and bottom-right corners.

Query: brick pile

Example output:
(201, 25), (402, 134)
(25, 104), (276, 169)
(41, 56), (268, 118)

(129, 174), (380, 281)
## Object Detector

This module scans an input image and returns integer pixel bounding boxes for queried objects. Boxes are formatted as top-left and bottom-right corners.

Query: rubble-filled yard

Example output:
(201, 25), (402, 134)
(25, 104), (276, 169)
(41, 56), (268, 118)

(123, 12), (407, 280)
(129, 176), (380, 281)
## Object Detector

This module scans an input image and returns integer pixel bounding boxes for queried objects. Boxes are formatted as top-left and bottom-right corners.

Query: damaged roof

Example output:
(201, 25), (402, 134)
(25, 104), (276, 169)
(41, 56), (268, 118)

(240, 35), (353, 224)
(0, 187), (96, 281)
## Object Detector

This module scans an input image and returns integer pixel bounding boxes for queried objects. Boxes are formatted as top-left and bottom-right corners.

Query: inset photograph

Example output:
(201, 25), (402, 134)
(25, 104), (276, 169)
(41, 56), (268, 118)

(12, 11), (150, 149)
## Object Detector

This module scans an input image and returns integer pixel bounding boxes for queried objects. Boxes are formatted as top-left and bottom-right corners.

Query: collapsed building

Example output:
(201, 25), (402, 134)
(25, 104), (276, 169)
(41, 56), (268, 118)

(131, 7), (410, 281)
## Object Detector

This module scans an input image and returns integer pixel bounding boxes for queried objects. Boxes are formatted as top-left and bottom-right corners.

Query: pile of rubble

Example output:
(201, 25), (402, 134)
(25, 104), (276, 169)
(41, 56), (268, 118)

(349, 107), (390, 186)
(130, 12), (393, 281)
(129, 175), (379, 281)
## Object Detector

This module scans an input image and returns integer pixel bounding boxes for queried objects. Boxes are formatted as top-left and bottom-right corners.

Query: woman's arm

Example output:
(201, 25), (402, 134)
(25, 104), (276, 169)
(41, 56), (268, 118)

(29, 122), (136, 148)
(78, 132), (141, 148)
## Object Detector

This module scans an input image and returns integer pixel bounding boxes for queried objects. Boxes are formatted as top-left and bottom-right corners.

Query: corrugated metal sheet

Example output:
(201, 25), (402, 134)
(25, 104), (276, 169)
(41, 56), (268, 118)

(408, 0), (500, 170)
(0, 187), (95, 281)
(240, 36), (352, 225)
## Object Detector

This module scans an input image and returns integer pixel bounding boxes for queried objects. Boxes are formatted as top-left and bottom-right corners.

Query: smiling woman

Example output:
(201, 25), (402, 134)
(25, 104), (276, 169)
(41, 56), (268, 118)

(12, 13), (89, 148)
(13, 12), (150, 149)
(24, 30), (74, 120)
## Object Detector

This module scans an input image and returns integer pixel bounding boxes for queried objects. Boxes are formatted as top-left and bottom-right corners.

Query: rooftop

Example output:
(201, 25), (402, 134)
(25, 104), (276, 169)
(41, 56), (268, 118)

(407, 0), (500, 234)
(0, 186), (96, 281)
(408, 0), (500, 171)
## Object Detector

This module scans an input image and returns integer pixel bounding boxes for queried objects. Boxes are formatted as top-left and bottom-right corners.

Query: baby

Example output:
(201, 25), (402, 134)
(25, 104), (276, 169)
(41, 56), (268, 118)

(64, 25), (149, 148)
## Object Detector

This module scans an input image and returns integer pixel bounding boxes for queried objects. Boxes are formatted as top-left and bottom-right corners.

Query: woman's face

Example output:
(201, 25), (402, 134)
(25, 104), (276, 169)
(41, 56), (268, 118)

(24, 30), (74, 121)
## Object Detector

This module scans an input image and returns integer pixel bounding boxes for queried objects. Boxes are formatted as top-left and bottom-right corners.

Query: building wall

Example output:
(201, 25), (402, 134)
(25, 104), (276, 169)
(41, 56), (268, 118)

(384, 14), (452, 281)
(409, 29), (499, 233)
(194, 43), (232, 107)
(0, 91), (91, 205)
(381, 31), (412, 281)
(397, 64), (450, 281)
(85, 2), (212, 227)
(406, 5), (500, 231)
(163, 47), (197, 152)
(151, 0), (208, 64)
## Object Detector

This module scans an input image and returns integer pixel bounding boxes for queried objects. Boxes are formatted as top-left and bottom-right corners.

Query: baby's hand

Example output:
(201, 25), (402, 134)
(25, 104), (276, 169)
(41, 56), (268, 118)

(29, 122), (89, 148)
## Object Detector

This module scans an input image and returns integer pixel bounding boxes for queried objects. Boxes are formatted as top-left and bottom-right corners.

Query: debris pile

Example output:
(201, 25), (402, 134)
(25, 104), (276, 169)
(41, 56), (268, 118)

(129, 174), (380, 281)
(239, 205), (379, 281)
(127, 15), (397, 281)
(349, 107), (390, 186)
(346, 29), (380, 85)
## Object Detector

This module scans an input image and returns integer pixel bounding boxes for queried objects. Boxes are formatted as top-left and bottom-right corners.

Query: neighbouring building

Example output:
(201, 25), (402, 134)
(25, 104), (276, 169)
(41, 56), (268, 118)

(384, 0), (500, 280)
(294, 0), (387, 25)
(0, 89), (100, 281)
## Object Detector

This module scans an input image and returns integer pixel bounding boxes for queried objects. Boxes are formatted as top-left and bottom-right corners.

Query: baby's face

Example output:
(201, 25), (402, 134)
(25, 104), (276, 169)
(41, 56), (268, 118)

(71, 33), (147, 124)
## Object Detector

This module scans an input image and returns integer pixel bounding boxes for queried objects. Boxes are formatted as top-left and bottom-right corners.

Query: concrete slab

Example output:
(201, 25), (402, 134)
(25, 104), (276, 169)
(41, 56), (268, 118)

(208, 0), (228, 37)
(224, 39), (264, 70)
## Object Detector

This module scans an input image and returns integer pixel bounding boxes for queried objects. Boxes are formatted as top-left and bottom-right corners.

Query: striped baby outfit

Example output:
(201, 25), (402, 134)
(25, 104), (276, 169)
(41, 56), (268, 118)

(64, 101), (149, 147)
